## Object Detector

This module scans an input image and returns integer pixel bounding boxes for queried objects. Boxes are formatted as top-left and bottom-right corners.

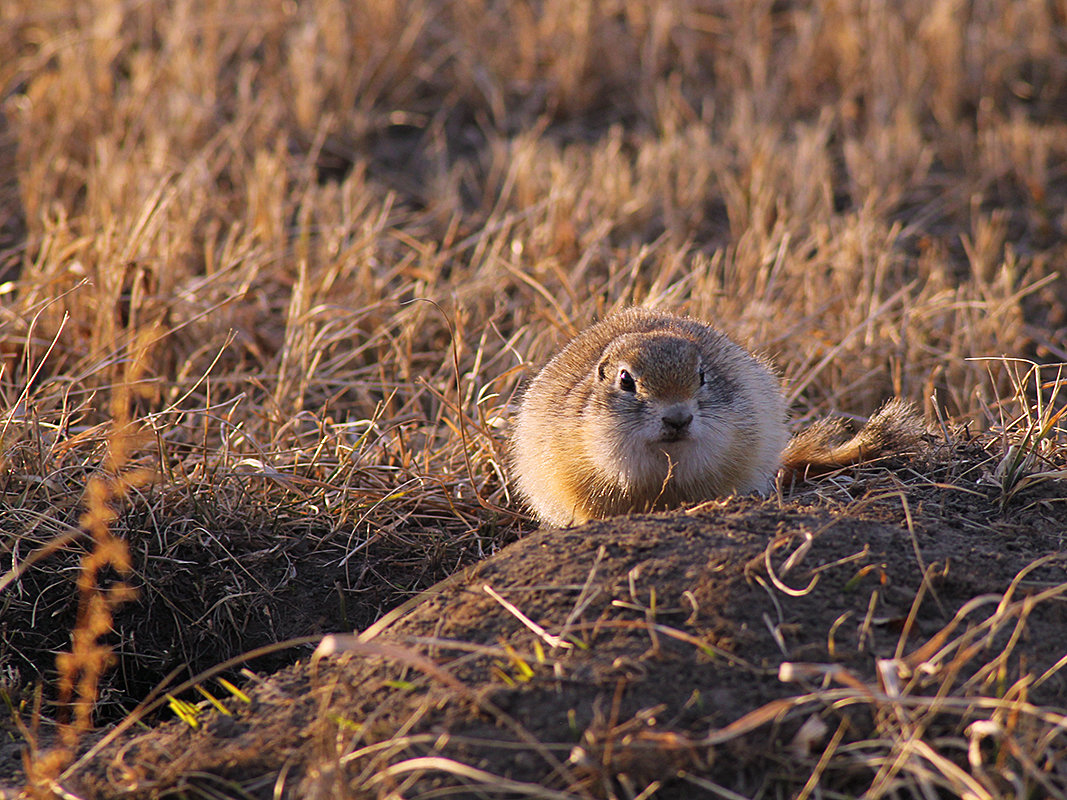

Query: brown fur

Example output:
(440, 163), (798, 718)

(512, 308), (789, 526)
(779, 398), (924, 486)
(513, 310), (924, 527)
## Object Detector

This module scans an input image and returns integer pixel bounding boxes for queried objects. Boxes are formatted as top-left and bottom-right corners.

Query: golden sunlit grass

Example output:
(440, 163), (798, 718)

(2, 0), (1067, 797)
(15, 346), (147, 797)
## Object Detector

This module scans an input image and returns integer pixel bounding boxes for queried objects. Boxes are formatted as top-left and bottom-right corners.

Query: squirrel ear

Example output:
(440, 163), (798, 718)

(597, 358), (609, 381)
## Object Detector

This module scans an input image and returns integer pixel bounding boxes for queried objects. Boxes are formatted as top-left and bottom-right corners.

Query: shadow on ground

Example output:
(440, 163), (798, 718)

(42, 441), (1067, 799)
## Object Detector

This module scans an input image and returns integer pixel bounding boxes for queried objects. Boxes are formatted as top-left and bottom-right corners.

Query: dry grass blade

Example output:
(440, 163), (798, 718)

(19, 330), (156, 794)
(483, 583), (574, 650)
(313, 635), (466, 692)
(968, 358), (1067, 507)
(366, 757), (582, 799)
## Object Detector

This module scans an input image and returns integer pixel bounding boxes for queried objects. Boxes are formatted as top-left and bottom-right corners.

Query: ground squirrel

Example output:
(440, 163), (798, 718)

(512, 307), (922, 527)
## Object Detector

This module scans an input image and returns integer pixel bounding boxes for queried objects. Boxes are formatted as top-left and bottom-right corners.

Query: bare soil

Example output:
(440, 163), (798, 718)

(46, 443), (1067, 798)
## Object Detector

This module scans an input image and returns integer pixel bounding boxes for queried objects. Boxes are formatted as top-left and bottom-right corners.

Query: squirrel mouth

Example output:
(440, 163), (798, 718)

(659, 430), (689, 444)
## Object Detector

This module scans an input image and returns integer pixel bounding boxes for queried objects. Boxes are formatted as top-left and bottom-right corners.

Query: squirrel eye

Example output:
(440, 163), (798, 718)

(618, 369), (636, 393)
(699, 370), (706, 386)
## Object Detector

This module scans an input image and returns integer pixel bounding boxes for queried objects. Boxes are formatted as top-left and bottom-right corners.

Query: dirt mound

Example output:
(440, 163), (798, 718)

(62, 451), (1067, 799)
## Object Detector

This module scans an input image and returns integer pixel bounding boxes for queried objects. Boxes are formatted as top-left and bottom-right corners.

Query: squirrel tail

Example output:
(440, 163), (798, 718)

(779, 398), (924, 486)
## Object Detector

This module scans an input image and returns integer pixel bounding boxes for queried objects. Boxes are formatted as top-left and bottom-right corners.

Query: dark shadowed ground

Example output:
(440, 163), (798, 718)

(34, 441), (1066, 799)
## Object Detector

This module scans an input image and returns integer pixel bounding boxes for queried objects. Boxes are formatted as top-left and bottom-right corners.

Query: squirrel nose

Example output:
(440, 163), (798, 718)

(662, 407), (693, 432)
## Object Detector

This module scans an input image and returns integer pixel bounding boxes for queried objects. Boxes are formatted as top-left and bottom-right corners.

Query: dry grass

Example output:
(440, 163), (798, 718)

(2, 0), (1067, 796)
